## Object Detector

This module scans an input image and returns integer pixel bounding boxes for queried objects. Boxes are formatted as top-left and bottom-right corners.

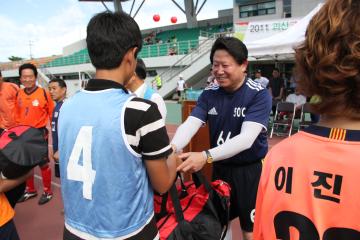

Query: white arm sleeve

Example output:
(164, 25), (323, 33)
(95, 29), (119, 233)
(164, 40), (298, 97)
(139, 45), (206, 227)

(208, 121), (264, 162)
(171, 116), (203, 151)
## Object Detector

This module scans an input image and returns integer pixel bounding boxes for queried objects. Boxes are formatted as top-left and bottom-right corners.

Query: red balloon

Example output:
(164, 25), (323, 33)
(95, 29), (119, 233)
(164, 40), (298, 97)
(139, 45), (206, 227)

(171, 16), (177, 24)
(153, 14), (160, 22)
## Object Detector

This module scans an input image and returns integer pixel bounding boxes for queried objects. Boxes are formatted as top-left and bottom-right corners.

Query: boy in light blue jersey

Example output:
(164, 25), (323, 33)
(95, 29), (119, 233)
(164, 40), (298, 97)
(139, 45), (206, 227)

(58, 11), (177, 240)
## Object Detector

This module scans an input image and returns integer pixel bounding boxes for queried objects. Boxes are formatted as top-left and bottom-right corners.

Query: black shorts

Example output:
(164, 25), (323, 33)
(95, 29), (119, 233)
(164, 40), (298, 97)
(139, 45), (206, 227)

(0, 220), (20, 240)
(212, 161), (262, 232)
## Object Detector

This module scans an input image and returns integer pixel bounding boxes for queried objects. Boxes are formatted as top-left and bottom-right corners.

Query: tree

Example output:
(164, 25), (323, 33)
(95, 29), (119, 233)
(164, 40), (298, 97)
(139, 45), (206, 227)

(8, 56), (24, 61)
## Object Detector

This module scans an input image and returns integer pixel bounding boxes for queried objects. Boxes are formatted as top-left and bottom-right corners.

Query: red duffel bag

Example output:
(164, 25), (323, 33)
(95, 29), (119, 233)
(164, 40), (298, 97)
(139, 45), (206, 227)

(155, 172), (231, 240)
(0, 125), (48, 179)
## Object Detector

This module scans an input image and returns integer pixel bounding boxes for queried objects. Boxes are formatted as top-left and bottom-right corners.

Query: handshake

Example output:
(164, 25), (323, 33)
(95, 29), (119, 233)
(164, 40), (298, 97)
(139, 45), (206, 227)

(171, 144), (208, 173)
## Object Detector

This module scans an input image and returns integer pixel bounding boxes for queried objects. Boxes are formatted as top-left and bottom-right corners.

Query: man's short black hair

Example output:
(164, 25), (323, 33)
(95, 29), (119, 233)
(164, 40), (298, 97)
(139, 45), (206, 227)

(49, 78), (67, 88)
(135, 58), (147, 80)
(210, 37), (248, 65)
(86, 11), (142, 70)
(19, 63), (38, 77)
(273, 68), (280, 72)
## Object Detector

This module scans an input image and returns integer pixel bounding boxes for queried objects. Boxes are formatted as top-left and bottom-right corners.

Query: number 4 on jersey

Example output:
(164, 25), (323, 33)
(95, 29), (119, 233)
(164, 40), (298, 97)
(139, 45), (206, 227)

(67, 126), (96, 200)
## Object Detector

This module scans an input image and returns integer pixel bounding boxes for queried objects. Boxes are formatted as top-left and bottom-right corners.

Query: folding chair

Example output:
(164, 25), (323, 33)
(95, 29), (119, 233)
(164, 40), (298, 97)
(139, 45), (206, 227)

(298, 102), (313, 132)
(270, 102), (296, 138)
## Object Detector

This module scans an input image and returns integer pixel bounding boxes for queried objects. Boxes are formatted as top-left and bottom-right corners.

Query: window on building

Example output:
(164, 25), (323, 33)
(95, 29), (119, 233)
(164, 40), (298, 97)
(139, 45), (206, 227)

(283, 0), (292, 18)
(239, 1), (276, 18)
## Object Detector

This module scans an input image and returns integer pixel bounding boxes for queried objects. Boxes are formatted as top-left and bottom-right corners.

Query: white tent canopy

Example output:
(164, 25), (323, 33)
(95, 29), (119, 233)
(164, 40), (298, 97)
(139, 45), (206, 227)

(245, 3), (323, 60)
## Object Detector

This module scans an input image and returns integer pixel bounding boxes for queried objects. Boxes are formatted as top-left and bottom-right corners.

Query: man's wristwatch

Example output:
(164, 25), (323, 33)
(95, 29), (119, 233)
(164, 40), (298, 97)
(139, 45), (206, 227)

(205, 150), (213, 164)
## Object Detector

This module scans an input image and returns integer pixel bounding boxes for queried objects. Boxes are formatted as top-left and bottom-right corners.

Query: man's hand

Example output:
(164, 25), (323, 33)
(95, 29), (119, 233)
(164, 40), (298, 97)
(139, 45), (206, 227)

(176, 152), (207, 173)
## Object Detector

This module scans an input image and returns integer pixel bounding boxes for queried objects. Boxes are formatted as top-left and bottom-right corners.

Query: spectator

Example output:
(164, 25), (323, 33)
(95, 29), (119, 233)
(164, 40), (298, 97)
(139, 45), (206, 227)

(309, 94), (321, 123)
(0, 70), (18, 133)
(171, 37), (272, 240)
(155, 74), (162, 90)
(177, 74), (187, 102)
(254, 0), (360, 238)
(168, 47), (177, 56)
(244, 70), (252, 81)
(0, 70), (25, 208)
(48, 78), (67, 177)
(125, 59), (167, 120)
(288, 67), (297, 92)
(281, 72), (289, 90)
(285, 87), (306, 117)
(58, 11), (178, 240)
(269, 68), (285, 114)
(16, 63), (54, 205)
(206, 68), (218, 88)
(254, 69), (269, 88)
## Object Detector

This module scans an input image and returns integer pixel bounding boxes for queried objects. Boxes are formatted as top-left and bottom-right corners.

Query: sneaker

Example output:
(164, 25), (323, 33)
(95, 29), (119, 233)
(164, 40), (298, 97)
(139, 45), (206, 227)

(17, 191), (37, 203)
(38, 192), (53, 205)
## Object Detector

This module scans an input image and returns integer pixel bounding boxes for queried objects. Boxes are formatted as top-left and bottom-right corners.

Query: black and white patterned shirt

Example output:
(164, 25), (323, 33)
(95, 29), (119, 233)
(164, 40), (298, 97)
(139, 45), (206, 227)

(85, 79), (172, 160)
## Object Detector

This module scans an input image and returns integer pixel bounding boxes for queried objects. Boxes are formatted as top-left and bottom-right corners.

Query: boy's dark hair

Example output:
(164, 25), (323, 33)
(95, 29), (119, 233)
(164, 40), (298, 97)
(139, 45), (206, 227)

(86, 11), (142, 70)
(49, 78), (67, 88)
(0, 69), (2, 77)
(210, 37), (248, 65)
(19, 63), (38, 78)
(135, 59), (147, 80)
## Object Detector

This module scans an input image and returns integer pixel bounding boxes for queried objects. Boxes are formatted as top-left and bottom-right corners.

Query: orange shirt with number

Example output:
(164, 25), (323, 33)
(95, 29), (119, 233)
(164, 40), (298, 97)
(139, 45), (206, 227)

(16, 87), (54, 128)
(254, 126), (360, 240)
(0, 82), (19, 129)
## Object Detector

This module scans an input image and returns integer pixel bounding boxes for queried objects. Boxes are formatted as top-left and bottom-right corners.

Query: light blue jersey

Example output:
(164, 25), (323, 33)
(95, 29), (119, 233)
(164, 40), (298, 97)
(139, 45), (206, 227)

(143, 86), (155, 100)
(58, 89), (154, 239)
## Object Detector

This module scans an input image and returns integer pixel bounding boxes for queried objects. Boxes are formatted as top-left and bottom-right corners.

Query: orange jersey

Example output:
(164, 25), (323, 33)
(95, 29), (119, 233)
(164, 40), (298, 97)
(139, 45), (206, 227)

(0, 82), (19, 129)
(254, 126), (360, 240)
(16, 87), (54, 128)
(0, 193), (14, 227)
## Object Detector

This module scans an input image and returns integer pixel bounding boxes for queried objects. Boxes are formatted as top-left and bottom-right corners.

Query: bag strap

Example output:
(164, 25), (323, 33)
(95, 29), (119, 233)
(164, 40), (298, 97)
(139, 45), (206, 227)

(192, 172), (212, 193)
(220, 224), (228, 240)
(169, 184), (185, 222)
(160, 192), (168, 213)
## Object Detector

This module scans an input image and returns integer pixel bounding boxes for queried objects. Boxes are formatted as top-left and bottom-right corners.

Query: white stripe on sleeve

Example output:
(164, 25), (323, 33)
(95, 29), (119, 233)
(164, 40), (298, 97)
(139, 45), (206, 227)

(142, 145), (172, 156)
(126, 100), (152, 112)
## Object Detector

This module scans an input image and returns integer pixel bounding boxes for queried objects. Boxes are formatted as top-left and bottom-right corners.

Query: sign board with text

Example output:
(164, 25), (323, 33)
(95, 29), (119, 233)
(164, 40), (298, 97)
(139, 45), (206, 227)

(234, 18), (298, 42)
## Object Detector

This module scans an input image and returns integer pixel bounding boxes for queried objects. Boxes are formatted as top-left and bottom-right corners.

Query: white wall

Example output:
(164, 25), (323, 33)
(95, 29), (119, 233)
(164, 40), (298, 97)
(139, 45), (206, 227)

(292, 0), (324, 17)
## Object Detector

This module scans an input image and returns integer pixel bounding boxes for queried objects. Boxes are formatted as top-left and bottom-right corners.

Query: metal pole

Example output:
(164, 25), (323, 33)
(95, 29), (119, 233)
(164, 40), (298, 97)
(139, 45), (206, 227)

(113, 0), (122, 12)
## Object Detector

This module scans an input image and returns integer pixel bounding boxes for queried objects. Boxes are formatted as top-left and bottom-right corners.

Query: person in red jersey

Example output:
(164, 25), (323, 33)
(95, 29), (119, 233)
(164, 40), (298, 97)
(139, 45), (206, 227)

(254, 0), (360, 239)
(15, 63), (55, 205)
(0, 70), (19, 133)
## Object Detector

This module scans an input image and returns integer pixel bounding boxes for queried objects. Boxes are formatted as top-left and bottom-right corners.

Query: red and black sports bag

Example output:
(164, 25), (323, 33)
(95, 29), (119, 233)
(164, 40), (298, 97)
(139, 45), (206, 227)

(0, 126), (48, 179)
(155, 173), (231, 240)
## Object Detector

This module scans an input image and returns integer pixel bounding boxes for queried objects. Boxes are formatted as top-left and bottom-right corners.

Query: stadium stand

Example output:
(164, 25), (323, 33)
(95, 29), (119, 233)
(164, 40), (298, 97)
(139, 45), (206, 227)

(41, 24), (232, 68)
